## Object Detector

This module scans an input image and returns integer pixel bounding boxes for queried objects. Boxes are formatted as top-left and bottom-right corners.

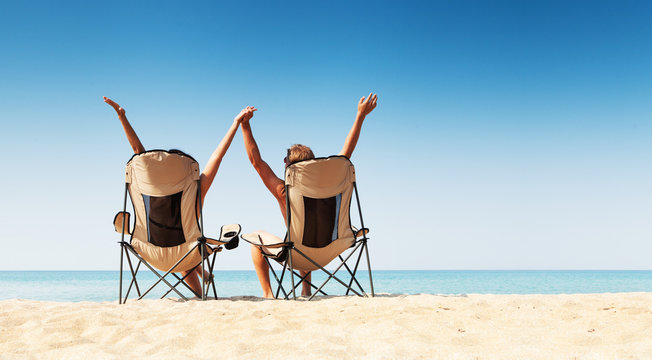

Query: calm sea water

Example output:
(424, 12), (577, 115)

(1, 270), (652, 302)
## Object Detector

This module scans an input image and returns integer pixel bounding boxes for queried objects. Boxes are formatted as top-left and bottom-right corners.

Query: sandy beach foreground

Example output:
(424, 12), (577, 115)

(1, 293), (651, 359)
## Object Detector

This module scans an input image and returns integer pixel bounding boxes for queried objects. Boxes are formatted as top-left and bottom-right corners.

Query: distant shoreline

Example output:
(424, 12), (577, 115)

(2, 270), (652, 302)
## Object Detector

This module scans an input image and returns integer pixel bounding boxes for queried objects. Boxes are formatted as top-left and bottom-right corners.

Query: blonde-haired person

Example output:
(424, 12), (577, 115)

(104, 96), (256, 297)
(241, 93), (378, 298)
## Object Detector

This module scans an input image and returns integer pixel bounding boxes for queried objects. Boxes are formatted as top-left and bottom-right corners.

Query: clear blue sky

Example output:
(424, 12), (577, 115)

(1, 0), (651, 270)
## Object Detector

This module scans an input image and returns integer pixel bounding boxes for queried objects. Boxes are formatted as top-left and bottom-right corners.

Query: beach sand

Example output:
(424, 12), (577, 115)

(1, 293), (651, 359)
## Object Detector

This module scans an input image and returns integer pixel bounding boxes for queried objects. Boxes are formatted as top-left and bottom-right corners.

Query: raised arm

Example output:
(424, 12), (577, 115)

(199, 106), (255, 203)
(339, 93), (378, 159)
(104, 97), (146, 154)
(241, 115), (286, 204)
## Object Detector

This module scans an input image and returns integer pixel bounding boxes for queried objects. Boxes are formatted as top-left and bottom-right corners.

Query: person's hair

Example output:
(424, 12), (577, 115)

(286, 144), (314, 165)
(168, 148), (196, 161)
(168, 148), (189, 156)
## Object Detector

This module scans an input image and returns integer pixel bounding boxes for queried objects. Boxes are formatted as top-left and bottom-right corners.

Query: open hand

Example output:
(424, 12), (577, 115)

(358, 93), (378, 116)
(234, 106), (257, 124)
(103, 96), (126, 117)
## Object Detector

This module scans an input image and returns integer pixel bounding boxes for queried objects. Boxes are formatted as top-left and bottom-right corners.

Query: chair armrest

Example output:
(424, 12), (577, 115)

(352, 226), (369, 238)
(113, 212), (132, 235)
(240, 233), (289, 248)
(240, 233), (293, 261)
(240, 233), (292, 249)
(241, 233), (289, 260)
(205, 224), (241, 250)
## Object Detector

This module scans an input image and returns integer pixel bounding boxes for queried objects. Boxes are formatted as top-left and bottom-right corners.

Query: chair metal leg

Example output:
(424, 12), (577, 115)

(340, 248), (366, 296)
(125, 245), (192, 301)
(292, 246), (363, 300)
(288, 248), (296, 300)
(352, 182), (374, 297)
(259, 241), (371, 301)
(209, 251), (218, 300)
(118, 184), (129, 304)
(119, 245), (124, 304)
(200, 242), (206, 301)
(287, 270), (328, 296)
(164, 272), (201, 299)
(124, 259), (142, 301)
(267, 257), (288, 299)
(124, 251), (142, 298)
(133, 262), (143, 297)
(276, 257), (288, 299)
(364, 241), (374, 297)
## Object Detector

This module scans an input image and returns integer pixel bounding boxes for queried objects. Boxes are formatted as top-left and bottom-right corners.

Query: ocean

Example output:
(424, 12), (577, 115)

(1, 270), (652, 302)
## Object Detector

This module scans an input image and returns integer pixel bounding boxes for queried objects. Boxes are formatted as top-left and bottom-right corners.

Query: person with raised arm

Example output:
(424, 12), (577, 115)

(104, 96), (256, 296)
(241, 93), (377, 298)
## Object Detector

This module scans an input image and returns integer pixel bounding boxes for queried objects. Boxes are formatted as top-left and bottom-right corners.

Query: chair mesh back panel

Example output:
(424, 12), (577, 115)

(302, 193), (341, 248)
(142, 191), (185, 247)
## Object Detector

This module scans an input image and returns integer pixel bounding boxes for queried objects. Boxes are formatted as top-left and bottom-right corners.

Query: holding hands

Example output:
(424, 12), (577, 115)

(235, 106), (257, 124)
(357, 93), (377, 117)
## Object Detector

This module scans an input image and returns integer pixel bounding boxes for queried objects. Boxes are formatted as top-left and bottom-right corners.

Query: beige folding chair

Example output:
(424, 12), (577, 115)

(242, 155), (374, 300)
(113, 150), (240, 302)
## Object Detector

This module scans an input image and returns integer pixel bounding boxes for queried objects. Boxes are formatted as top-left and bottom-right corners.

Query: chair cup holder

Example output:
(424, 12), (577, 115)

(225, 237), (239, 250)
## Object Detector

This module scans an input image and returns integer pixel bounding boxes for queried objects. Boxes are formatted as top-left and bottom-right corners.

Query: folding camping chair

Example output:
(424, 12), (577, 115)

(242, 155), (374, 300)
(113, 150), (240, 303)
